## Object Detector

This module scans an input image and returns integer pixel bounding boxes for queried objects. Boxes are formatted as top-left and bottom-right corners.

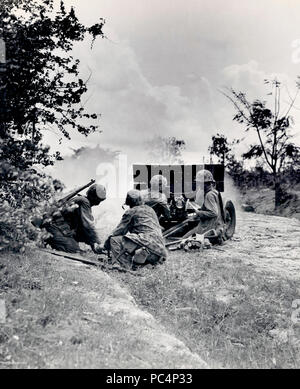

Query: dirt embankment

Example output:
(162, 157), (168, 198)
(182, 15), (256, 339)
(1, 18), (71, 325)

(241, 187), (300, 221)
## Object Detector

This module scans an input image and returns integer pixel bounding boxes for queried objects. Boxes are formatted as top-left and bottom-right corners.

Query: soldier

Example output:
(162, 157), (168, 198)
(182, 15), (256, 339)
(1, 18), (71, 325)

(104, 190), (167, 270)
(142, 174), (170, 221)
(193, 169), (225, 239)
(35, 184), (106, 254)
(63, 184), (107, 253)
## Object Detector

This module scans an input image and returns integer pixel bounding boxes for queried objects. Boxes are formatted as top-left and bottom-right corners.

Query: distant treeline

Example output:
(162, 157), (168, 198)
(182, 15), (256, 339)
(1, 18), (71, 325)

(227, 162), (300, 192)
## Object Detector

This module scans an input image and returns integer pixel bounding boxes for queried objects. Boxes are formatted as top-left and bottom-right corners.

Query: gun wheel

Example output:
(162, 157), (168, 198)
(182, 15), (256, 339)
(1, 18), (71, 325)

(224, 200), (236, 240)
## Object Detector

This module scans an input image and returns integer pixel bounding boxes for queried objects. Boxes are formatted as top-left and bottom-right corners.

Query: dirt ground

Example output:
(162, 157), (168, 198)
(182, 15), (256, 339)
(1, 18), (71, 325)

(0, 211), (299, 369)
(225, 211), (300, 281)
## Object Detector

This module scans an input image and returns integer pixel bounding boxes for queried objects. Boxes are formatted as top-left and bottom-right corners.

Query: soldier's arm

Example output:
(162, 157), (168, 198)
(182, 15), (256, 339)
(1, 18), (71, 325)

(147, 193), (170, 220)
(104, 210), (133, 250)
(111, 210), (133, 237)
(157, 194), (171, 219)
(196, 192), (219, 220)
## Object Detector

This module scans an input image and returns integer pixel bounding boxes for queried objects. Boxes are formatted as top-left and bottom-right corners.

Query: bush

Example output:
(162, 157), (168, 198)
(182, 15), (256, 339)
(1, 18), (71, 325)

(0, 160), (59, 253)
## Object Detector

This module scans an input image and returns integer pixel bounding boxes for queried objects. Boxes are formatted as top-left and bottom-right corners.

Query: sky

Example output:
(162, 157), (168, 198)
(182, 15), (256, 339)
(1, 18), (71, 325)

(43, 0), (300, 165)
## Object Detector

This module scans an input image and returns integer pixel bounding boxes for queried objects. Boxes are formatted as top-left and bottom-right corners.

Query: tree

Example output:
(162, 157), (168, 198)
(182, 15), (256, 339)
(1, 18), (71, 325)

(0, 0), (105, 167)
(208, 133), (241, 165)
(0, 160), (63, 252)
(208, 133), (244, 184)
(147, 136), (186, 164)
(222, 79), (300, 208)
(0, 0), (105, 252)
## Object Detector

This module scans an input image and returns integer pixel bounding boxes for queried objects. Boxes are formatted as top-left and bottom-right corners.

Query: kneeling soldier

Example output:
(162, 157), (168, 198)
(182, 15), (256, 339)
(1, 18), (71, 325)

(104, 190), (167, 270)
(35, 184), (106, 254)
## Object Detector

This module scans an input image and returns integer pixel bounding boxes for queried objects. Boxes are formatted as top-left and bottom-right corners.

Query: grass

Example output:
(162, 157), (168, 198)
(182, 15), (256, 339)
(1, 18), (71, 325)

(112, 249), (300, 369)
(0, 249), (131, 368)
(1, 239), (300, 368)
(0, 249), (209, 369)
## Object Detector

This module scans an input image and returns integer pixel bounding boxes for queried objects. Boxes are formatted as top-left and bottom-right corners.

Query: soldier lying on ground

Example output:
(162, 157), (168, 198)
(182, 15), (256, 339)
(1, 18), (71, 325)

(33, 184), (106, 254)
(104, 190), (168, 270)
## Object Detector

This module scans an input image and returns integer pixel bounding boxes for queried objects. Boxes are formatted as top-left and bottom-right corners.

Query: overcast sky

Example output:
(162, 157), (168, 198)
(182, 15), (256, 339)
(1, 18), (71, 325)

(44, 0), (300, 164)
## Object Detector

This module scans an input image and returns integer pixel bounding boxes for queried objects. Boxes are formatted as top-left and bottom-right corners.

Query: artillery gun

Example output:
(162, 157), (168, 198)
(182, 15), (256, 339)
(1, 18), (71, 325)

(133, 164), (236, 244)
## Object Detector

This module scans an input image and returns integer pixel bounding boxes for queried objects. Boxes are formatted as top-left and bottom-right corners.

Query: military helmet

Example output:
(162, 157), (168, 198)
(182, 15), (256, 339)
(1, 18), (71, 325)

(87, 184), (107, 200)
(196, 169), (215, 183)
(125, 189), (143, 207)
(150, 175), (168, 190)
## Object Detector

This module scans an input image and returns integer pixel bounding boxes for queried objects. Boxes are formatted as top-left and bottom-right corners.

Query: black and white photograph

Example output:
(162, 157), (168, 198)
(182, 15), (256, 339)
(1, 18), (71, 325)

(0, 0), (300, 372)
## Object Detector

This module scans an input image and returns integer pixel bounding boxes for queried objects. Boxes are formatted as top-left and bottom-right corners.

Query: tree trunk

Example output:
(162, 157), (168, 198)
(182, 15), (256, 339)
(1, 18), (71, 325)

(274, 173), (284, 209)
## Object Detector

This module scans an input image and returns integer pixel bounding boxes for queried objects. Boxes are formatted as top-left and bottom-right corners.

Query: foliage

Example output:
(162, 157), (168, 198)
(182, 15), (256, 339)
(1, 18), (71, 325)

(0, 152), (62, 253)
(0, 0), (106, 252)
(209, 133), (233, 165)
(208, 133), (243, 181)
(208, 133), (300, 194)
(0, 0), (105, 166)
(0, 135), (63, 169)
(222, 79), (300, 207)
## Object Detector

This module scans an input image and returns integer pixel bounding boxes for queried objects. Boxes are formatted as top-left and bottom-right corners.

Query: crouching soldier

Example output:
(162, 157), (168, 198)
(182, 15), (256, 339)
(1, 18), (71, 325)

(63, 184), (106, 253)
(193, 170), (226, 242)
(34, 184), (106, 254)
(104, 190), (167, 270)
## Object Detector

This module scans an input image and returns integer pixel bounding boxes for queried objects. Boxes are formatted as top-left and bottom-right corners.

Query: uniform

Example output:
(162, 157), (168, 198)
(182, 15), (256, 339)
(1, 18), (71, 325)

(105, 204), (167, 268)
(39, 184), (105, 253)
(195, 186), (225, 235)
(64, 195), (100, 246)
(141, 189), (170, 220)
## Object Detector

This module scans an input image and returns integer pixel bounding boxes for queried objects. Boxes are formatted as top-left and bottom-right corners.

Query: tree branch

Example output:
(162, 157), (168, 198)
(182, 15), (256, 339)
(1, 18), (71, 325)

(220, 89), (251, 125)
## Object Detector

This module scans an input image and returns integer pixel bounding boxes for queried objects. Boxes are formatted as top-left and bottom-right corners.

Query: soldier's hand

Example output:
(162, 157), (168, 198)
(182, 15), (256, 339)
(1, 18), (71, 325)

(92, 243), (105, 254)
(104, 237), (111, 251)
(195, 210), (203, 219)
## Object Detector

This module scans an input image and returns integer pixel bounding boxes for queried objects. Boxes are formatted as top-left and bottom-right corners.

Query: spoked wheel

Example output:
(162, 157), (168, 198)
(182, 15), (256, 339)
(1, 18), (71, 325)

(223, 200), (236, 240)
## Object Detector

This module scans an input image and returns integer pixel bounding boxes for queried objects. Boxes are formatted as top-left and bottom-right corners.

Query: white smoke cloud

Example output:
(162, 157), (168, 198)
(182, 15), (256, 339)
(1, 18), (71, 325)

(43, 27), (218, 163)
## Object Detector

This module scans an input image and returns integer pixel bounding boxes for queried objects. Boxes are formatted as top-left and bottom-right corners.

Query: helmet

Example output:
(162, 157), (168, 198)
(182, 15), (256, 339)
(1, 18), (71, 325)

(196, 169), (215, 183)
(87, 184), (106, 200)
(150, 175), (167, 191)
(125, 190), (143, 207)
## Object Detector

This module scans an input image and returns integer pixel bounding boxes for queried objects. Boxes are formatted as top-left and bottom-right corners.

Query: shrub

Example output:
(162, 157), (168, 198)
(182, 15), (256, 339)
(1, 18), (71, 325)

(0, 160), (59, 252)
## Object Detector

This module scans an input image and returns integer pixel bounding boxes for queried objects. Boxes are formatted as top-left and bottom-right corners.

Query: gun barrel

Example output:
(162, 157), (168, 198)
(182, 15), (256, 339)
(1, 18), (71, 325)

(58, 179), (96, 204)
(32, 179), (97, 230)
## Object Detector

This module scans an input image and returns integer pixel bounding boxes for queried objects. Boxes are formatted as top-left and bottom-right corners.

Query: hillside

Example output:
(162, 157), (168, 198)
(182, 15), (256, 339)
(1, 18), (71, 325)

(241, 188), (300, 221)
